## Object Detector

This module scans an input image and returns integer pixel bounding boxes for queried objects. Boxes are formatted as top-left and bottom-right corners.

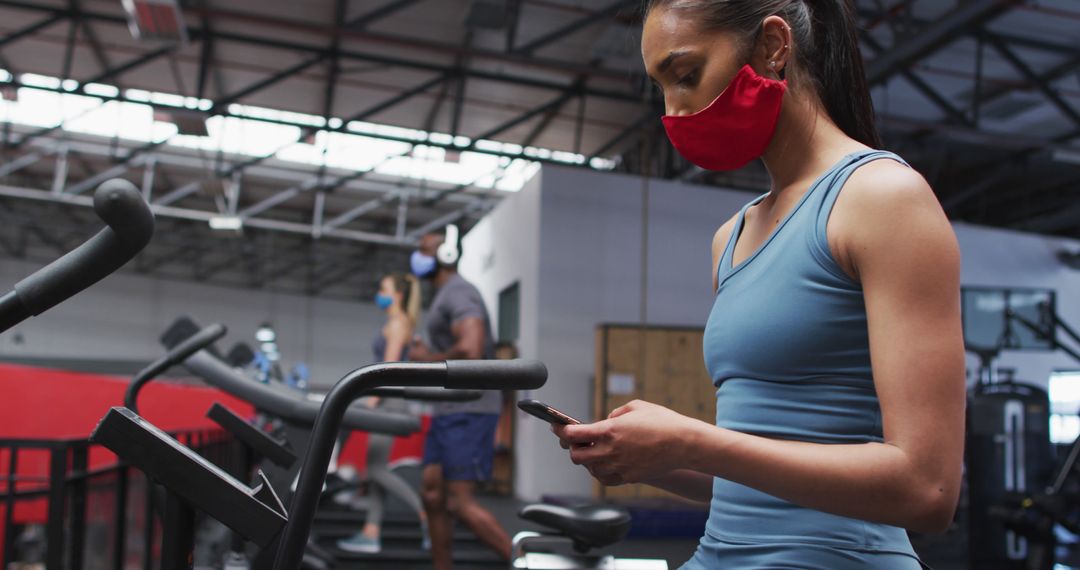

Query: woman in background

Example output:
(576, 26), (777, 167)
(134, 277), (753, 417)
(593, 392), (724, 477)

(337, 273), (429, 554)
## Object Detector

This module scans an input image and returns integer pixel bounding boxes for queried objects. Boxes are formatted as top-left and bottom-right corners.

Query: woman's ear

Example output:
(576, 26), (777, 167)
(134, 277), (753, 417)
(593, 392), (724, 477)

(755, 15), (792, 80)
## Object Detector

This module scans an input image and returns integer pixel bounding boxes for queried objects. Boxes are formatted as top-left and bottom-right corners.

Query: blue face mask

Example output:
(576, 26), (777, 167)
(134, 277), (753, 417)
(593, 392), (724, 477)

(410, 251), (437, 278)
(375, 294), (394, 310)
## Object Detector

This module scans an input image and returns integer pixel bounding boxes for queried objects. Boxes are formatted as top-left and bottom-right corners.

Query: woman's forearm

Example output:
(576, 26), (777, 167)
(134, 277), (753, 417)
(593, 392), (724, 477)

(643, 469), (713, 504)
(684, 424), (957, 533)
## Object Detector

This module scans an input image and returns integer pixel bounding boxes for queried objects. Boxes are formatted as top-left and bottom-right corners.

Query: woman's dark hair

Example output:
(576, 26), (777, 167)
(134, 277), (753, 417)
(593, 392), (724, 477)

(644, 0), (881, 148)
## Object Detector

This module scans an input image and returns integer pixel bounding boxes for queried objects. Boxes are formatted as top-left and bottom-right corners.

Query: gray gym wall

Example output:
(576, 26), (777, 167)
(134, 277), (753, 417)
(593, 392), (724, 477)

(462, 164), (1080, 502)
(0, 261), (387, 388)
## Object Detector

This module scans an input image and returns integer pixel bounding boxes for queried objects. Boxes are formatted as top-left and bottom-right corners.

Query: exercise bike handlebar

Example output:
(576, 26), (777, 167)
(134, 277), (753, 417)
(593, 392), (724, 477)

(125, 323), (228, 413)
(272, 359), (547, 570)
(361, 387), (482, 402)
(0, 179), (154, 333)
(182, 349), (422, 435)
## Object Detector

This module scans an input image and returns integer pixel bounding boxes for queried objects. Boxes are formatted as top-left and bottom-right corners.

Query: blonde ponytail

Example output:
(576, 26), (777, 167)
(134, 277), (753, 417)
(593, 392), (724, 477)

(404, 274), (422, 326)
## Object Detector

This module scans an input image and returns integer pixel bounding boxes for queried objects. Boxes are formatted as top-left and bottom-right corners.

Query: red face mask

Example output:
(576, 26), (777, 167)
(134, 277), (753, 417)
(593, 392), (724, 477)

(661, 64), (787, 172)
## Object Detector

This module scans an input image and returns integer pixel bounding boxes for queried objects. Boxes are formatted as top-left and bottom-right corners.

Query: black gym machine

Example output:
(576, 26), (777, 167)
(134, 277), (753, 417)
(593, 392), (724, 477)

(962, 287), (1080, 570)
(120, 315), (489, 569)
(91, 316), (548, 570)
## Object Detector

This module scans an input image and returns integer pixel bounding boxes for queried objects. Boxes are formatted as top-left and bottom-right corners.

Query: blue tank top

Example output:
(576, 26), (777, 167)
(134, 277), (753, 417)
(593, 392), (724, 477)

(701, 150), (920, 558)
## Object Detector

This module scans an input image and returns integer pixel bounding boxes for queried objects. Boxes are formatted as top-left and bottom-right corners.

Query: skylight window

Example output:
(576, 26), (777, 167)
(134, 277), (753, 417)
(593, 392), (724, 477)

(0, 71), (615, 192)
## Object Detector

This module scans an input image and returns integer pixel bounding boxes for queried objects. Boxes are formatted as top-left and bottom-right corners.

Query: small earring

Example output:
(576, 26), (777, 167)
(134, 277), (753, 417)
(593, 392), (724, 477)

(770, 61), (777, 69)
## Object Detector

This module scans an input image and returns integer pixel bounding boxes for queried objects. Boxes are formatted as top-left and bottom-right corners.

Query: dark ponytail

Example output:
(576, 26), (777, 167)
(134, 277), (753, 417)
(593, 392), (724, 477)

(801, 0), (880, 148)
(644, 0), (881, 148)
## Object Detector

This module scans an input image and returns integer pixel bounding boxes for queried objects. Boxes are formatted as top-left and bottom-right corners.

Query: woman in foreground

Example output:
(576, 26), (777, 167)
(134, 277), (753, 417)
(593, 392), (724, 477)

(553, 1), (965, 568)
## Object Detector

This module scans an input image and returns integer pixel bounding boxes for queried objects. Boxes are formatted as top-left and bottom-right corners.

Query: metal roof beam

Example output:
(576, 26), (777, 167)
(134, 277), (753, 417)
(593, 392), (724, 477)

(522, 74), (587, 147)
(65, 157), (142, 195)
(588, 109), (652, 159)
(505, 0), (522, 53)
(972, 35), (1080, 112)
(0, 12), (66, 50)
(211, 54), (327, 112)
(0, 182), (415, 247)
(10, 43), (187, 150)
(70, 0), (113, 83)
(346, 0), (423, 30)
(323, 193), (397, 231)
(866, 0), (1014, 86)
(350, 71), (454, 123)
(79, 44), (177, 89)
(513, 0), (633, 55)
(0, 148), (55, 178)
(1010, 200), (1080, 233)
(15, 132), (484, 207)
(218, 72), (453, 179)
(406, 201), (488, 239)
(0, 0), (643, 103)
(472, 85), (581, 143)
(966, 168), (1080, 222)
(153, 181), (200, 206)
(861, 32), (972, 126)
(986, 34), (1080, 129)
(4, 77), (614, 174)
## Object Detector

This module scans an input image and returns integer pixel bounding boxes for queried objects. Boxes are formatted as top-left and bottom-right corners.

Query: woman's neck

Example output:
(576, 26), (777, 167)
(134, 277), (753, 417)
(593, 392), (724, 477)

(760, 94), (868, 198)
(387, 304), (405, 319)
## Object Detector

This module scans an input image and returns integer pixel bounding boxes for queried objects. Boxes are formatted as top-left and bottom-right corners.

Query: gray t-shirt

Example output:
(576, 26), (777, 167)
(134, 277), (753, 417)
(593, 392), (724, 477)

(426, 274), (501, 415)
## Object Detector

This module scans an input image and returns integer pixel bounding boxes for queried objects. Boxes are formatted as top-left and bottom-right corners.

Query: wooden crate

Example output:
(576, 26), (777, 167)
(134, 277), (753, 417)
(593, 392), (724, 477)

(593, 324), (716, 500)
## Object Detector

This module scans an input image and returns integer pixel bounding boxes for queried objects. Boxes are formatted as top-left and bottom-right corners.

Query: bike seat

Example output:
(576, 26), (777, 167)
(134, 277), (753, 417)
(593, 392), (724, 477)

(518, 503), (632, 551)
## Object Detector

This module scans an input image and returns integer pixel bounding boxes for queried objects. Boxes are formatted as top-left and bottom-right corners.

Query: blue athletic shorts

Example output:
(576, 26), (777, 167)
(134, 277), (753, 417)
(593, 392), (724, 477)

(422, 413), (500, 481)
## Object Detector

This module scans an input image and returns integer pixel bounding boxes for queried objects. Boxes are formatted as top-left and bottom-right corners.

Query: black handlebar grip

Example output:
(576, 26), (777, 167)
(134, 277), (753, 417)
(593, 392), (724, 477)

(367, 387), (483, 402)
(13, 180), (154, 317)
(444, 359), (547, 390)
(125, 323), (227, 412)
(161, 323), (227, 368)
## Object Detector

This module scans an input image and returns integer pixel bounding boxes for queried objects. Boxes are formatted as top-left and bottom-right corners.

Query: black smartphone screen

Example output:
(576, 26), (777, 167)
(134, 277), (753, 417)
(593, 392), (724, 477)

(517, 399), (581, 425)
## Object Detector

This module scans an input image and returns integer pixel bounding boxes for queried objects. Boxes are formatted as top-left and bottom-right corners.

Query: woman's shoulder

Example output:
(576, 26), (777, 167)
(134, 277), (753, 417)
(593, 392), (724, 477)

(842, 155), (933, 207)
(832, 155), (955, 270)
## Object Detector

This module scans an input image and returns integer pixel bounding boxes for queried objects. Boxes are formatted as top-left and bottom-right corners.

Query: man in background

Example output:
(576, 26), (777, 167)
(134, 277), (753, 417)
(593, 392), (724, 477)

(408, 225), (510, 568)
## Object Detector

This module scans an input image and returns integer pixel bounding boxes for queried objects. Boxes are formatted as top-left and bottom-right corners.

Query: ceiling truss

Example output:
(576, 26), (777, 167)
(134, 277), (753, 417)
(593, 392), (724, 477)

(0, 0), (1077, 299)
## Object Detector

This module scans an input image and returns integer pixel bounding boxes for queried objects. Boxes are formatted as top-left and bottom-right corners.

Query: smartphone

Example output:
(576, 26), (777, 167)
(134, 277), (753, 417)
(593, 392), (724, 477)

(517, 399), (581, 426)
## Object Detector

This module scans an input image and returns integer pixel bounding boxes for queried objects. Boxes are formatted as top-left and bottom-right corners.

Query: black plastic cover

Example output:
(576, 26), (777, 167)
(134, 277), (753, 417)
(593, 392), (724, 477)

(206, 403), (296, 468)
(91, 407), (286, 547)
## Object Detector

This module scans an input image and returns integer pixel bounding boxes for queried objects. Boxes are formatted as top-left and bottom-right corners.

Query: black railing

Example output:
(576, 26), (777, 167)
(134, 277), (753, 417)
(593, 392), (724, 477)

(0, 427), (244, 570)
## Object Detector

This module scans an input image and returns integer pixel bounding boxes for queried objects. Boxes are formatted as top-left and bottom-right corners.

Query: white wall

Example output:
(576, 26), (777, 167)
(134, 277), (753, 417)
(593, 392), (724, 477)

(464, 165), (1080, 501)
(0, 259), (385, 387)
